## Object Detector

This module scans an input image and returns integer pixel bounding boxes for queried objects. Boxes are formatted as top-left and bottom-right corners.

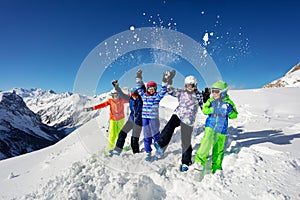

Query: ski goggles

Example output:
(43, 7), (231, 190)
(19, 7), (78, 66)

(211, 88), (227, 94)
(147, 86), (156, 91)
(211, 89), (221, 94)
(185, 83), (196, 88)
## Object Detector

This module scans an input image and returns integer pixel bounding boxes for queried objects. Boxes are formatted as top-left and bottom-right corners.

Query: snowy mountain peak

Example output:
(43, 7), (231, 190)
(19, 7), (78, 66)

(263, 62), (300, 88)
(10, 88), (106, 129)
(286, 62), (300, 75)
(0, 91), (62, 160)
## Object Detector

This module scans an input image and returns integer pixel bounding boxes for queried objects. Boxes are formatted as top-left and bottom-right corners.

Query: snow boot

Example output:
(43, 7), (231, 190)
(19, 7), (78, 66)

(180, 164), (189, 172)
(145, 152), (152, 162)
(154, 142), (164, 156)
(193, 162), (204, 171)
(108, 149), (121, 157)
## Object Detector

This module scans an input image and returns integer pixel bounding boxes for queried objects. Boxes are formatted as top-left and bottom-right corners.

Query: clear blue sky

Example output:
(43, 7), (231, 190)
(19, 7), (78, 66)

(0, 0), (299, 94)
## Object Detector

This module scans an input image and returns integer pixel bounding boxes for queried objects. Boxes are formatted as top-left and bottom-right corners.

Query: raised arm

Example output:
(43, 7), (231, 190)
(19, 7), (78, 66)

(136, 69), (145, 96)
(112, 80), (130, 101)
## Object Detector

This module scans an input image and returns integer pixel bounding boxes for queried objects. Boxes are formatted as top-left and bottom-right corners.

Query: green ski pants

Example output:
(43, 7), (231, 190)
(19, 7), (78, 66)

(195, 127), (226, 172)
(108, 119), (124, 151)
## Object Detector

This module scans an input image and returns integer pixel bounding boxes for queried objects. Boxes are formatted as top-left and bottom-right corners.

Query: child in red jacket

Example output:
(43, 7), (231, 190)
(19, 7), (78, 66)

(84, 89), (128, 151)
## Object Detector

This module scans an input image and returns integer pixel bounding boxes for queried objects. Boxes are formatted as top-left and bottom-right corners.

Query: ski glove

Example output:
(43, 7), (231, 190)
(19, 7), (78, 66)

(84, 107), (93, 112)
(162, 70), (176, 85)
(167, 70), (176, 85)
(162, 70), (170, 83)
(136, 69), (142, 79)
(202, 87), (211, 103)
(112, 80), (119, 87)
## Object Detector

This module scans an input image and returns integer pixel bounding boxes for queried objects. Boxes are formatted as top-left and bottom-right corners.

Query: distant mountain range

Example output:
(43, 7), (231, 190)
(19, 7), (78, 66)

(264, 62), (300, 88)
(0, 88), (109, 160)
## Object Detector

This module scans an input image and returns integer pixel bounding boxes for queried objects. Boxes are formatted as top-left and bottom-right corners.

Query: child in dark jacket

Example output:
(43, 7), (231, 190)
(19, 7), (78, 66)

(109, 80), (144, 155)
(154, 74), (204, 171)
(194, 80), (238, 174)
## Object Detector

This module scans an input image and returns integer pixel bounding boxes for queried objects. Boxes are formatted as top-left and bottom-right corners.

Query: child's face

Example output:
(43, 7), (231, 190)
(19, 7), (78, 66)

(147, 87), (156, 95)
(211, 88), (221, 99)
(131, 94), (138, 100)
(185, 83), (196, 92)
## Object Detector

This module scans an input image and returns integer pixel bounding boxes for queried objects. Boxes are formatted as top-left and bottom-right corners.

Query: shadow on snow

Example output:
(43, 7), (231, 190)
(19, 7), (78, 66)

(225, 126), (300, 154)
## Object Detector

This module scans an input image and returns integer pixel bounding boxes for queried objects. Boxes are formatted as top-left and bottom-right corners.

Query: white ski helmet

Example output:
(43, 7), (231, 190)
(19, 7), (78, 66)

(184, 75), (198, 87)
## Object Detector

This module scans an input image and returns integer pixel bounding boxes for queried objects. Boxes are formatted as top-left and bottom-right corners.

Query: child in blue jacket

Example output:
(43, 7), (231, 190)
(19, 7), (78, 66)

(136, 69), (172, 161)
(194, 80), (238, 174)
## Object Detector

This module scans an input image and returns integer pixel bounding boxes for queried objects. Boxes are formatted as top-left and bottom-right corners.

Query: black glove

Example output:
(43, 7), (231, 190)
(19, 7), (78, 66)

(83, 107), (93, 112)
(162, 70), (176, 85)
(168, 70), (176, 85)
(202, 87), (211, 103)
(136, 69), (142, 79)
(162, 70), (170, 83)
(112, 80), (118, 87)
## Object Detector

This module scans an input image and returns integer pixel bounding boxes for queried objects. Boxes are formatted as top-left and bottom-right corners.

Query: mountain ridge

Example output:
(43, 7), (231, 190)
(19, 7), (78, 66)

(263, 62), (300, 88)
(0, 91), (63, 160)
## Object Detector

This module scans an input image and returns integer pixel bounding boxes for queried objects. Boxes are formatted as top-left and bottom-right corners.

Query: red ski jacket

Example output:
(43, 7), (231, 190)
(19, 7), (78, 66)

(93, 98), (128, 120)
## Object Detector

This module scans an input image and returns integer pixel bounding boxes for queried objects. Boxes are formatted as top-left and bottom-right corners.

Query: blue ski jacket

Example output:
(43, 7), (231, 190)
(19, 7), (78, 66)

(202, 94), (238, 134)
(136, 79), (167, 119)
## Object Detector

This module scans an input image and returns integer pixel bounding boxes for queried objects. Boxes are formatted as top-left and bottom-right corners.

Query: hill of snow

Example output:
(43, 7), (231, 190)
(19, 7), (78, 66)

(264, 62), (300, 88)
(0, 87), (300, 199)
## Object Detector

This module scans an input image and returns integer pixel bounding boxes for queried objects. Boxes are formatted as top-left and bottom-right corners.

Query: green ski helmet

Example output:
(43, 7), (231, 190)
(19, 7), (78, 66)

(211, 80), (228, 90)
(211, 80), (228, 98)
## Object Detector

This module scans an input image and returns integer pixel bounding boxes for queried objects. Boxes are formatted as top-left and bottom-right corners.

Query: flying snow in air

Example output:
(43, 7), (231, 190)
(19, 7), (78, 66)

(129, 26), (135, 31)
(203, 32), (213, 46)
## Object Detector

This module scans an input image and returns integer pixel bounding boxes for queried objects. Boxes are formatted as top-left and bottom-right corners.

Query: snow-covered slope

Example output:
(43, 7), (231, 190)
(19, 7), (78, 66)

(264, 62), (300, 88)
(0, 88), (300, 199)
(0, 91), (62, 160)
(11, 88), (108, 131)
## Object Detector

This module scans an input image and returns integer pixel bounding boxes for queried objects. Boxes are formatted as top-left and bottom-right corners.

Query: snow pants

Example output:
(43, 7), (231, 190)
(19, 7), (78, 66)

(142, 118), (160, 153)
(195, 127), (226, 173)
(108, 118), (124, 151)
(157, 114), (193, 165)
(114, 118), (142, 153)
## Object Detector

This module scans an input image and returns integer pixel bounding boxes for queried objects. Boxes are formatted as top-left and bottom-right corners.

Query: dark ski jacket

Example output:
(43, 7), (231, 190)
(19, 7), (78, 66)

(115, 85), (143, 125)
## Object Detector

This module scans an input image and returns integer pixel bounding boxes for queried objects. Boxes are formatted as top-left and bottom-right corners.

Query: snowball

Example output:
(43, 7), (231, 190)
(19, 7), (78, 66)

(129, 26), (135, 31)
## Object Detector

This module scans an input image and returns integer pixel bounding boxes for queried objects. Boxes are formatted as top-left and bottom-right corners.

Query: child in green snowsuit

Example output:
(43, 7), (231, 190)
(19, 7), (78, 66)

(194, 80), (238, 174)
